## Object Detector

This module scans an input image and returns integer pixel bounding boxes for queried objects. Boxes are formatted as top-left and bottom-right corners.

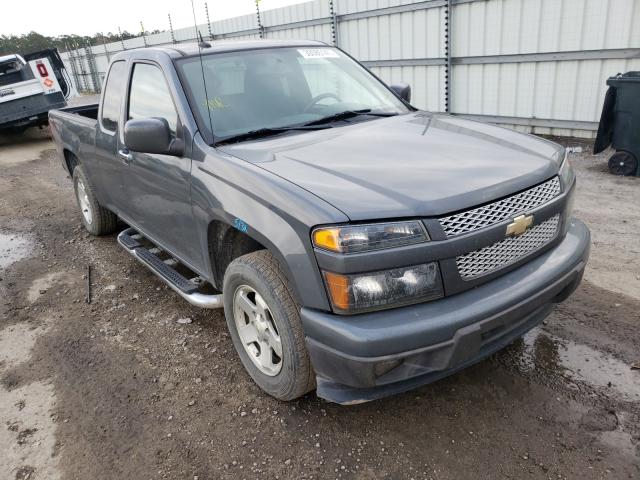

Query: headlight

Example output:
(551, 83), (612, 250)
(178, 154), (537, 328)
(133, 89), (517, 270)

(323, 263), (443, 314)
(312, 221), (428, 254)
(559, 153), (575, 188)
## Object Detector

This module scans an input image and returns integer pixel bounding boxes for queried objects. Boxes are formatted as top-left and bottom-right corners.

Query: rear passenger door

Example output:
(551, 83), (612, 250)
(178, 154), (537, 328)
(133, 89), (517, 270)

(118, 62), (199, 268)
(89, 60), (128, 212)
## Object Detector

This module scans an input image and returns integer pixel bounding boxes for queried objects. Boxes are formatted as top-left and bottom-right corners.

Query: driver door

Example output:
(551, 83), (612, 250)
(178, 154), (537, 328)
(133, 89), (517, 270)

(119, 61), (200, 268)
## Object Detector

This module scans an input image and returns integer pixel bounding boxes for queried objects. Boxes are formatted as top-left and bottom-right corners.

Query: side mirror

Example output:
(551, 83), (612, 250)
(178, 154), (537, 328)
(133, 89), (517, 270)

(124, 118), (184, 157)
(389, 83), (411, 103)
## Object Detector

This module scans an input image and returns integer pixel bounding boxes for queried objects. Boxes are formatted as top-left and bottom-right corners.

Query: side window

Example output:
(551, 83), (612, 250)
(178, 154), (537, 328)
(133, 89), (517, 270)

(100, 61), (127, 132)
(128, 63), (178, 137)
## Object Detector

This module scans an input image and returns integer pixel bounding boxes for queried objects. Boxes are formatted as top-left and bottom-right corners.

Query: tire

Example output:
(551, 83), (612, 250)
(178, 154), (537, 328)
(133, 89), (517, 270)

(608, 151), (638, 176)
(223, 250), (315, 401)
(72, 165), (118, 236)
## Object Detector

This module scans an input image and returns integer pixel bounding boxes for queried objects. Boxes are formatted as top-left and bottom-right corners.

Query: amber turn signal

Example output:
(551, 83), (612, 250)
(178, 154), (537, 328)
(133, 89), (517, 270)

(312, 228), (342, 253)
(323, 271), (351, 311)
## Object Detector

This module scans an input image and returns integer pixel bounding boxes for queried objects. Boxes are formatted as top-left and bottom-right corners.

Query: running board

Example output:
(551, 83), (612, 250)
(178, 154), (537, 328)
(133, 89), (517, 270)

(117, 228), (223, 309)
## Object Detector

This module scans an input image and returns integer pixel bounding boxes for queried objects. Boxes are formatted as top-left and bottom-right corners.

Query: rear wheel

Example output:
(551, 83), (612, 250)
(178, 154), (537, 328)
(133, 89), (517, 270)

(73, 166), (118, 235)
(223, 250), (315, 401)
(608, 151), (638, 176)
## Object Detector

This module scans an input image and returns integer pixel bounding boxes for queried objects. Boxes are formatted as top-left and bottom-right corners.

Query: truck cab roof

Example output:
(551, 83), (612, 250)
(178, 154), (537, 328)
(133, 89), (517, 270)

(111, 39), (328, 61)
(0, 54), (26, 64)
(0, 54), (26, 74)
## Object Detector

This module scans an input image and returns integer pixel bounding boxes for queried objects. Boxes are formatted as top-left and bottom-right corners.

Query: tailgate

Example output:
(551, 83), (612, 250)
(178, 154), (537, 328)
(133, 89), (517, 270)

(0, 91), (66, 126)
(0, 79), (44, 104)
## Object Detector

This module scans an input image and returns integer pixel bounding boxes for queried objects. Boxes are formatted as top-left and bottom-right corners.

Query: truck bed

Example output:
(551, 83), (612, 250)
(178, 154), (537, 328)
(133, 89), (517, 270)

(49, 104), (98, 175)
(57, 103), (99, 120)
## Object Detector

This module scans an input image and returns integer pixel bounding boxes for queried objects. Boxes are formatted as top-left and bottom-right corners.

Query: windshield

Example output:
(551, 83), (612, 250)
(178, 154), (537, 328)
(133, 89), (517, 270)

(176, 46), (410, 143)
(0, 56), (31, 87)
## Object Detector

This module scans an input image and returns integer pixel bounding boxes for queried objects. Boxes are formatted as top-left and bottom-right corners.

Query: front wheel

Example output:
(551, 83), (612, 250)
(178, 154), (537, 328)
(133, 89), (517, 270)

(223, 250), (315, 401)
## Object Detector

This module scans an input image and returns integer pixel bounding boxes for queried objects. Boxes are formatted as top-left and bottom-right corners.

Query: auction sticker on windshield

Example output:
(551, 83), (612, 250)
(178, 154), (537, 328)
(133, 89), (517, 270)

(298, 48), (340, 59)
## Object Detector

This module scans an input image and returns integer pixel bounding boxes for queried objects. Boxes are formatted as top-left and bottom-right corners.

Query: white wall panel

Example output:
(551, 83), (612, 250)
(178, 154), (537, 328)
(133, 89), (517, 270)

(454, 0), (638, 56)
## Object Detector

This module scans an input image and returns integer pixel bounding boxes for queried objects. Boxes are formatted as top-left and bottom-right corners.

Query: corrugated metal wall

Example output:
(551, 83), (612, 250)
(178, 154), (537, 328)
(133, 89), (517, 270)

(338, 2), (447, 113)
(61, 0), (640, 138)
(452, 0), (640, 137)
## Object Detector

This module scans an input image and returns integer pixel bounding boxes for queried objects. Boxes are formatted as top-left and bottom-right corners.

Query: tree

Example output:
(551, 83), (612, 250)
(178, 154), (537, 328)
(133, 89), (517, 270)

(0, 30), (153, 56)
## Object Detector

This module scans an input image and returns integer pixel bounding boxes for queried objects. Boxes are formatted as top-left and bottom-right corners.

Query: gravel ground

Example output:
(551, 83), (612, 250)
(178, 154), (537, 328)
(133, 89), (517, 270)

(0, 123), (639, 480)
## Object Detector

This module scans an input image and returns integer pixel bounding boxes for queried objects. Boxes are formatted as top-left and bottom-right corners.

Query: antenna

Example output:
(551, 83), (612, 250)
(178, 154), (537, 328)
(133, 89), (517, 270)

(190, 0), (214, 141)
(198, 31), (211, 48)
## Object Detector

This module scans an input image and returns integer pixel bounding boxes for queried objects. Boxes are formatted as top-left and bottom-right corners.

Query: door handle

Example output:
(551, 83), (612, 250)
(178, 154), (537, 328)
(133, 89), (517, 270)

(118, 148), (133, 164)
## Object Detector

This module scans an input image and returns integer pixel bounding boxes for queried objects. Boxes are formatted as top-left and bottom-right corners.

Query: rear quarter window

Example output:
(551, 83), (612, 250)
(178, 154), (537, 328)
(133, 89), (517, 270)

(100, 61), (127, 132)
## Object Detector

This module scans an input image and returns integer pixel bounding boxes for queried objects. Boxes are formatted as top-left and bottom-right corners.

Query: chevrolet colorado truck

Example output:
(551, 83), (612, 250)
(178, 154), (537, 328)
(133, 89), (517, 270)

(49, 40), (590, 404)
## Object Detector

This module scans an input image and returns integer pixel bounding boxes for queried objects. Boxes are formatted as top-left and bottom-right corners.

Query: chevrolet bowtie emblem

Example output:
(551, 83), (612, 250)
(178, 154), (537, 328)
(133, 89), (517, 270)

(506, 214), (534, 237)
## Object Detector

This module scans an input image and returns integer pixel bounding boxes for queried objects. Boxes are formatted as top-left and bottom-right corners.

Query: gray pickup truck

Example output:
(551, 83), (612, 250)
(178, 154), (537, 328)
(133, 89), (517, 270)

(49, 40), (590, 404)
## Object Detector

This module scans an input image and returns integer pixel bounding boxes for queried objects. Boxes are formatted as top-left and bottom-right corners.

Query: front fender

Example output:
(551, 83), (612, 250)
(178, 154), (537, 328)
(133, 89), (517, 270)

(190, 137), (348, 311)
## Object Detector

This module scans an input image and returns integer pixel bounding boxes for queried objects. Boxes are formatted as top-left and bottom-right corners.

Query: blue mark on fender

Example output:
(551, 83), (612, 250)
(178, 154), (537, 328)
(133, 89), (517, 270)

(233, 218), (248, 233)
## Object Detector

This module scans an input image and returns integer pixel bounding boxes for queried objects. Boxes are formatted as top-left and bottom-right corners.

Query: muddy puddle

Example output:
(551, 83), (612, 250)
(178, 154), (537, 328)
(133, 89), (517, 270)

(517, 328), (640, 401)
(0, 232), (32, 270)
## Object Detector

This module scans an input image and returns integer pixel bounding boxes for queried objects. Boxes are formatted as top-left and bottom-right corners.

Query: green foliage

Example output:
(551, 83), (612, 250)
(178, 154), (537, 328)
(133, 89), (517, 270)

(0, 30), (162, 56)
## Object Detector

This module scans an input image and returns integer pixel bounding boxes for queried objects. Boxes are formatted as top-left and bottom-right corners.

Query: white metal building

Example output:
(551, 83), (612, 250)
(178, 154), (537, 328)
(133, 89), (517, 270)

(61, 0), (640, 138)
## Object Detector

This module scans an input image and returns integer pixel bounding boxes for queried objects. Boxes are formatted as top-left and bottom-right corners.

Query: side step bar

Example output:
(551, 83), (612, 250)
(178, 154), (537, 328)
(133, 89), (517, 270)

(117, 228), (223, 309)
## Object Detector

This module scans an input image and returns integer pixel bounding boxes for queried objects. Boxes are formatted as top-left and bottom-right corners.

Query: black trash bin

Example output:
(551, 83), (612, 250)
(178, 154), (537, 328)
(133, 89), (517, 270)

(594, 72), (640, 176)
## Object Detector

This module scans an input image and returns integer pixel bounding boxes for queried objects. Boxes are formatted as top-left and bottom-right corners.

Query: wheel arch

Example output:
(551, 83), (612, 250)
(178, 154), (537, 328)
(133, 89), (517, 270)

(207, 220), (266, 290)
(204, 215), (329, 311)
(63, 149), (79, 175)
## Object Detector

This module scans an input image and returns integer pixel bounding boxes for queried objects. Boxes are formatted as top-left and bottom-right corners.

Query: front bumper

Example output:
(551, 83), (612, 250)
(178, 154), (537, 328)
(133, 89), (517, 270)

(301, 219), (590, 404)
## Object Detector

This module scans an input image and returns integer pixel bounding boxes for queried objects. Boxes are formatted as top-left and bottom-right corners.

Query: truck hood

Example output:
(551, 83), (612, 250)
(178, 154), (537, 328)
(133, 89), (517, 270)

(219, 112), (564, 221)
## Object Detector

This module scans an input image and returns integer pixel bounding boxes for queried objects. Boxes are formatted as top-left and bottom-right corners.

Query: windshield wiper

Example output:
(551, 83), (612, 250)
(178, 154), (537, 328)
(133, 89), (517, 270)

(216, 124), (331, 145)
(216, 110), (399, 145)
(303, 109), (399, 126)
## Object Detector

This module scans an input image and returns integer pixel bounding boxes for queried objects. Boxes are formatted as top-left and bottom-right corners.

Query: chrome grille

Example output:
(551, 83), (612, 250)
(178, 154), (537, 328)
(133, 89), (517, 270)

(456, 214), (560, 280)
(440, 177), (561, 237)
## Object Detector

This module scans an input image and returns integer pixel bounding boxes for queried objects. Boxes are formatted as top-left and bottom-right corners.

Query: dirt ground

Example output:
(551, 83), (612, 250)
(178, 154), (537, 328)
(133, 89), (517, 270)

(0, 120), (639, 480)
